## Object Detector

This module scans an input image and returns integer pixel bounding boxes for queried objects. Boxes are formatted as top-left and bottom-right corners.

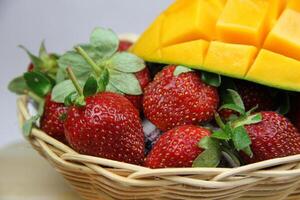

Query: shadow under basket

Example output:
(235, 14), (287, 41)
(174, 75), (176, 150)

(17, 93), (300, 200)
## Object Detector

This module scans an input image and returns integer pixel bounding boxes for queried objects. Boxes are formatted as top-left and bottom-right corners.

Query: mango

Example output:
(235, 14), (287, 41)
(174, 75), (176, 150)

(131, 0), (300, 92)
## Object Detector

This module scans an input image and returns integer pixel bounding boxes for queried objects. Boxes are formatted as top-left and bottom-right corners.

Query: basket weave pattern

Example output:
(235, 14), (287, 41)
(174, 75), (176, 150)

(18, 93), (300, 200)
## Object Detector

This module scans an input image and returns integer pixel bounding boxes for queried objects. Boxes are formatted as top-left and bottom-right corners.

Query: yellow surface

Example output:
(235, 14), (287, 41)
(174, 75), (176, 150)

(132, 0), (300, 91)
(247, 50), (300, 91)
(204, 41), (257, 78)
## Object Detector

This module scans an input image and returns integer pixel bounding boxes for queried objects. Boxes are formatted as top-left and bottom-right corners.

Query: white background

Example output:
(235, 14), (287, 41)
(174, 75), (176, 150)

(0, 0), (173, 148)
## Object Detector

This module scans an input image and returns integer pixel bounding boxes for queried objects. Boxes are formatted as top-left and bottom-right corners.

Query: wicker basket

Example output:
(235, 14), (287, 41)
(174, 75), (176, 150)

(15, 32), (300, 199)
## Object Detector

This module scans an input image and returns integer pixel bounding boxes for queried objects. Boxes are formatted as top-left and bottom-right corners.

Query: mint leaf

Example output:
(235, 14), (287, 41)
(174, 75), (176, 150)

(201, 71), (221, 87)
(90, 27), (119, 58)
(212, 129), (231, 140)
(109, 69), (142, 95)
(173, 66), (193, 76)
(83, 76), (98, 97)
(8, 76), (29, 94)
(24, 71), (52, 97)
(219, 104), (245, 115)
(193, 137), (221, 167)
(51, 79), (84, 103)
(19, 45), (43, 70)
(110, 52), (145, 73)
(232, 126), (252, 152)
(97, 68), (109, 92)
(23, 115), (40, 137)
(58, 51), (91, 81)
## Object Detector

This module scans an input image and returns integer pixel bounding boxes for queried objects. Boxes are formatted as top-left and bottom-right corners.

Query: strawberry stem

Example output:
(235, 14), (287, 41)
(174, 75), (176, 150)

(27, 91), (44, 104)
(75, 46), (101, 76)
(66, 66), (84, 96)
(215, 113), (226, 130)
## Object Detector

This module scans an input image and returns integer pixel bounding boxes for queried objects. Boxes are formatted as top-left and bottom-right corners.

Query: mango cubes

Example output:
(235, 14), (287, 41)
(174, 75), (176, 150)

(132, 0), (300, 91)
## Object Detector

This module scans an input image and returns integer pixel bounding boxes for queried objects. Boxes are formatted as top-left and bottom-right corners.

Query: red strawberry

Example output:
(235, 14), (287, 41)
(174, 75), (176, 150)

(242, 111), (300, 163)
(64, 92), (145, 165)
(220, 80), (276, 120)
(40, 94), (68, 143)
(145, 125), (211, 168)
(143, 65), (219, 131)
(27, 63), (34, 72)
(125, 67), (151, 112)
(118, 40), (133, 52)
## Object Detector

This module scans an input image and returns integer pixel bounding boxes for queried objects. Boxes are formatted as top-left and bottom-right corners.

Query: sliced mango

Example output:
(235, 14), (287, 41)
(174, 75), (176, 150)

(246, 50), (300, 91)
(160, 40), (209, 67)
(161, 0), (225, 46)
(204, 42), (257, 78)
(264, 9), (300, 61)
(131, 0), (300, 92)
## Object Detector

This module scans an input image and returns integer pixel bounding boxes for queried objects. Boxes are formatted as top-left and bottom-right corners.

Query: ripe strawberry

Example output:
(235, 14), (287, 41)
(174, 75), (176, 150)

(64, 92), (145, 165)
(124, 67), (151, 112)
(220, 80), (276, 120)
(143, 65), (219, 131)
(118, 40), (133, 52)
(40, 94), (68, 143)
(242, 111), (300, 163)
(145, 125), (211, 168)
(27, 63), (34, 72)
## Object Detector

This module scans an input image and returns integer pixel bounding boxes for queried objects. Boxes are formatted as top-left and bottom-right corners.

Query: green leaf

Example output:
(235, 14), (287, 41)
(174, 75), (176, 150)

(232, 126), (252, 152)
(242, 146), (253, 157)
(173, 66), (193, 76)
(212, 129), (231, 140)
(24, 71), (52, 97)
(110, 52), (145, 73)
(51, 80), (84, 103)
(219, 104), (245, 115)
(201, 71), (221, 87)
(64, 91), (77, 106)
(83, 76), (98, 97)
(19, 45), (43, 70)
(193, 136), (221, 167)
(74, 95), (86, 106)
(8, 76), (29, 94)
(90, 27), (119, 58)
(80, 44), (104, 64)
(106, 82), (123, 94)
(233, 113), (262, 128)
(22, 115), (40, 137)
(278, 93), (290, 115)
(37, 100), (45, 116)
(56, 67), (66, 83)
(109, 70), (142, 95)
(98, 68), (109, 92)
(58, 51), (91, 80)
(39, 40), (48, 59)
(222, 89), (245, 112)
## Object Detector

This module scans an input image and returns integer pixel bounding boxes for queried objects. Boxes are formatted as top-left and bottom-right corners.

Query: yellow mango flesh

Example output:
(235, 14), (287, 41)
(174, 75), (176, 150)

(131, 0), (300, 91)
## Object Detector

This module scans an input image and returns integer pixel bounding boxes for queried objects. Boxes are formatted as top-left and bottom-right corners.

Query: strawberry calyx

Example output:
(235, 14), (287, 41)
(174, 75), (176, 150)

(193, 89), (262, 168)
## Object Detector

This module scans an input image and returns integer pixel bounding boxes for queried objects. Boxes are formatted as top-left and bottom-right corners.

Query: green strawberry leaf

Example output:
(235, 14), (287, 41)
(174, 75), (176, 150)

(106, 82), (123, 94)
(80, 44), (104, 64)
(193, 137), (221, 168)
(39, 40), (48, 59)
(232, 126), (252, 153)
(97, 68), (109, 92)
(90, 27), (119, 58)
(212, 129), (231, 140)
(23, 71), (52, 97)
(173, 66), (193, 76)
(56, 67), (66, 83)
(64, 91), (77, 106)
(233, 113), (262, 128)
(8, 76), (29, 94)
(201, 71), (221, 87)
(51, 79), (84, 103)
(241, 146), (253, 157)
(222, 89), (245, 113)
(19, 45), (43, 70)
(23, 115), (40, 137)
(58, 51), (91, 81)
(219, 104), (245, 115)
(110, 52), (145, 73)
(83, 75), (98, 97)
(277, 92), (290, 115)
(109, 69), (142, 95)
(74, 95), (86, 106)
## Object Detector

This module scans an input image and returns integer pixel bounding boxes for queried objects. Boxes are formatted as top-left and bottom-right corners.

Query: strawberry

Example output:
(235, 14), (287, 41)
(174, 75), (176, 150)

(145, 125), (211, 168)
(40, 94), (68, 143)
(64, 92), (145, 165)
(125, 67), (151, 112)
(143, 65), (219, 131)
(242, 111), (300, 163)
(118, 40), (133, 52)
(220, 80), (276, 120)
(27, 63), (34, 72)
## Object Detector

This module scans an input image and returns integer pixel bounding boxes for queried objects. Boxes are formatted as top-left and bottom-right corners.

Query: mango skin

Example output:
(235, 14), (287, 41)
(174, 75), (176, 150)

(132, 0), (300, 92)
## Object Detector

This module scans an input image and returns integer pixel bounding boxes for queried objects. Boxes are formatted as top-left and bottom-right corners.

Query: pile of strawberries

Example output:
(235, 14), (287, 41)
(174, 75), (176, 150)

(9, 28), (300, 169)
